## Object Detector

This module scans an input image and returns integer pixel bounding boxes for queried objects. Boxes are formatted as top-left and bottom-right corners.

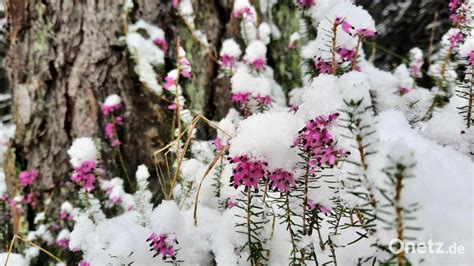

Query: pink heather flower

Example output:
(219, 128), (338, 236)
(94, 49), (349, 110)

(293, 113), (349, 169)
(104, 122), (120, 147)
(115, 116), (124, 125)
(59, 210), (73, 221)
(212, 137), (223, 153)
(290, 105), (299, 113)
(314, 57), (333, 74)
(293, 113), (338, 151)
(180, 58), (190, 67)
(78, 260), (90, 266)
(180, 59), (192, 78)
(231, 92), (251, 105)
(320, 205), (332, 215)
(105, 122), (115, 140)
(255, 95), (272, 106)
(18, 170), (39, 187)
(110, 196), (122, 204)
(337, 47), (357, 61)
(23, 192), (38, 207)
(71, 161), (97, 191)
(448, 32), (463, 49)
(0, 193), (8, 201)
(56, 238), (69, 249)
(232, 7), (253, 18)
(229, 155), (267, 192)
(226, 198), (238, 209)
(399, 87), (410, 96)
(181, 70), (192, 78)
(101, 104), (121, 116)
(268, 169), (296, 193)
(147, 233), (178, 260)
(357, 28), (377, 37)
(468, 50), (474, 65)
(411, 60), (423, 77)
(298, 0), (315, 9)
(220, 54), (237, 68)
(111, 140), (121, 147)
(251, 58), (266, 70)
(335, 17), (354, 36)
(168, 103), (178, 110)
(288, 41), (297, 49)
(172, 0), (179, 9)
(307, 199), (332, 215)
(164, 76), (175, 90)
(449, 14), (461, 24)
(449, 0), (462, 10)
(153, 38), (168, 53)
(341, 21), (354, 36)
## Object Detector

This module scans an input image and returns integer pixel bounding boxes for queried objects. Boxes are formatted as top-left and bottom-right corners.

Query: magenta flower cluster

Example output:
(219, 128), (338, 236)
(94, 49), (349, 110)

(448, 0), (464, 25)
(268, 169), (297, 193)
(220, 54), (238, 69)
(293, 113), (349, 170)
(335, 17), (376, 38)
(249, 58), (266, 71)
(56, 238), (69, 249)
(448, 31), (464, 49)
(78, 260), (90, 266)
(153, 37), (168, 54)
(231, 92), (273, 117)
(232, 6), (253, 18)
(147, 233), (178, 260)
(307, 198), (332, 215)
(297, 0), (315, 9)
(468, 51), (474, 66)
(314, 57), (333, 75)
(71, 161), (97, 191)
(18, 170), (39, 187)
(229, 155), (268, 192)
(59, 210), (74, 221)
(212, 137), (224, 153)
(101, 101), (123, 147)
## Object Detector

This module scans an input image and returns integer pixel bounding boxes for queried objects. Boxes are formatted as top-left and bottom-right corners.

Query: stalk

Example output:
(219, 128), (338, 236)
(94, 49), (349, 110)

(331, 22), (338, 75)
(394, 170), (405, 266)
(466, 68), (473, 128)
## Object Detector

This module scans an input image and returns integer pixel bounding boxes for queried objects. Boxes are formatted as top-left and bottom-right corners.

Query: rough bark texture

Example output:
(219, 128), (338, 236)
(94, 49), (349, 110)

(5, 0), (172, 192)
(4, 0), (238, 196)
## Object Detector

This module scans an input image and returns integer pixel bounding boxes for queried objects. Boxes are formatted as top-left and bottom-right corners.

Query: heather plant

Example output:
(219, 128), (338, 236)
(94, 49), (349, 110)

(0, 1), (473, 266)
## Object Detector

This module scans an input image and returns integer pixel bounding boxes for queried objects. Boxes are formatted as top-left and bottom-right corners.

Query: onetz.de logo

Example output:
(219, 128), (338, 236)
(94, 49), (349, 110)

(388, 239), (465, 255)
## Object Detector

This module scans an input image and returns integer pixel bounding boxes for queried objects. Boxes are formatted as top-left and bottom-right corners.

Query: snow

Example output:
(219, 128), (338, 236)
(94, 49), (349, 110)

(296, 74), (343, 119)
(460, 34), (474, 57)
(231, 66), (272, 96)
(126, 20), (166, 94)
(0, 253), (28, 266)
(220, 39), (241, 58)
(230, 112), (304, 171)
(243, 40), (267, 63)
(67, 137), (97, 168)
(376, 110), (474, 264)
(136, 164), (150, 182)
(258, 22), (272, 45)
(102, 94), (121, 107)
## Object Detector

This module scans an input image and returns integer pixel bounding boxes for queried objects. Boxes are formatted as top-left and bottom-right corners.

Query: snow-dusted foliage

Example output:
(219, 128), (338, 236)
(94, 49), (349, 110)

(1, 1), (473, 265)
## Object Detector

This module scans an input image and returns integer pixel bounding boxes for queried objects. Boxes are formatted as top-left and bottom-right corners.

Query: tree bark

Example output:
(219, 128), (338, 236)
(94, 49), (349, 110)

(3, 0), (236, 196)
(5, 0), (169, 192)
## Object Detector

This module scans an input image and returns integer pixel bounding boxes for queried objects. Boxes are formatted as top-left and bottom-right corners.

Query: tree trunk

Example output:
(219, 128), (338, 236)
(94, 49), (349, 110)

(3, 0), (237, 197)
